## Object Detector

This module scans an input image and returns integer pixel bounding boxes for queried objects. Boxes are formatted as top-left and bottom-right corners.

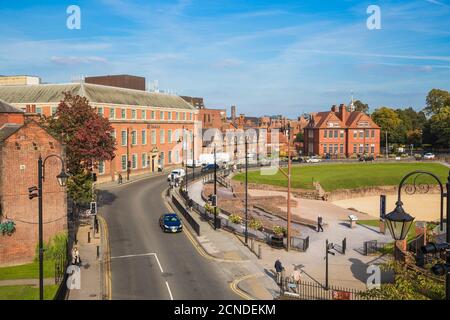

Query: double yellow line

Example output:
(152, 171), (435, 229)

(230, 274), (259, 300)
(98, 215), (112, 300)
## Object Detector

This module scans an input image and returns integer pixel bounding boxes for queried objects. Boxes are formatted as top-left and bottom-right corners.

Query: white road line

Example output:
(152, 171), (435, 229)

(165, 281), (174, 300)
(153, 253), (164, 273)
(110, 253), (156, 259)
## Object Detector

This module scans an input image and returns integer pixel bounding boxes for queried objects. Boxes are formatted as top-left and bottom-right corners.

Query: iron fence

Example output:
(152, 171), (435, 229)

(363, 240), (389, 255)
(280, 279), (372, 300)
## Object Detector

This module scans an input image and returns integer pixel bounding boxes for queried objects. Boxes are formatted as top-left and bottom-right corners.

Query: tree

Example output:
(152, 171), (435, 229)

(372, 107), (405, 145)
(353, 100), (369, 114)
(425, 89), (450, 116)
(43, 93), (116, 204)
(295, 132), (304, 143)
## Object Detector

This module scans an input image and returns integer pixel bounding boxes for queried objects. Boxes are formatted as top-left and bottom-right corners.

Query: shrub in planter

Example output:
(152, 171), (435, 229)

(0, 219), (16, 236)
(273, 225), (287, 237)
(229, 214), (242, 224)
(249, 219), (263, 231)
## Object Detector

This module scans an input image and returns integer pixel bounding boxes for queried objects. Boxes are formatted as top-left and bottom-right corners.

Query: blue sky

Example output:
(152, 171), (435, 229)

(0, 0), (449, 117)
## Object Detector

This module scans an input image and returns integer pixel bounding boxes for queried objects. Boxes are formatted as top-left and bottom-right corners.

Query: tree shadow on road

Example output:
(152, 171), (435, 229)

(96, 190), (117, 207)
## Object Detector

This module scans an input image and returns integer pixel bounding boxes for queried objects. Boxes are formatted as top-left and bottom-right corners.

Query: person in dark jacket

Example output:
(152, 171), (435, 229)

(274, 258), (284, 284)
(317, 215), (324, 232)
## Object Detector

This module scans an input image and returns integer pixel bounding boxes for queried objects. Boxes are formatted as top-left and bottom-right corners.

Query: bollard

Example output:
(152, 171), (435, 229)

(97, 246), (100, 260)
(258, 244), (262, 260)
(251, 239), (254, 253)
(88, 231), (91, 243)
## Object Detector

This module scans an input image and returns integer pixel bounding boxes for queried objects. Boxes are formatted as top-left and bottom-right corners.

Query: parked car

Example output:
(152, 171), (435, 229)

(201, 163), (220, 172)
(167, 168), (186, 182)
(423, 153), (435, 160)
(159, 213), (183, 233)
(306, 156), (322, 163)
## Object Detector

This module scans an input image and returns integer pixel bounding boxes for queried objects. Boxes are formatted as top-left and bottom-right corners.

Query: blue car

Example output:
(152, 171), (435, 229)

(159, 213), (183, 233)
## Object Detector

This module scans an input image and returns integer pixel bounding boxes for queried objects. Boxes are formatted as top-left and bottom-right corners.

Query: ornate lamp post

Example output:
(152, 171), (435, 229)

(29, 154), (68, 300)
(385, 170), (449, 300)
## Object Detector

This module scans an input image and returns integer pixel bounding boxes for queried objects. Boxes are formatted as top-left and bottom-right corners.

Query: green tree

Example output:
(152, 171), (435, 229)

(353, 100), (369, 114)
(425, 89), (450, 116)
(295, 132), (304, 143)
(372, 107), (405, 145)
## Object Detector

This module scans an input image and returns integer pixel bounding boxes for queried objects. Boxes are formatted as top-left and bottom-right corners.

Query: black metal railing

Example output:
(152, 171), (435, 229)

(363, 240), (389, 255)
(280, 279), (372, 300)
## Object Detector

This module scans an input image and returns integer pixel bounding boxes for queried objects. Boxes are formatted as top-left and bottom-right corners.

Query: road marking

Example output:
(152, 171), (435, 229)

(229, 274), (259, 300)
(165, 281), (174, 300)
(110, 252), (164, 273)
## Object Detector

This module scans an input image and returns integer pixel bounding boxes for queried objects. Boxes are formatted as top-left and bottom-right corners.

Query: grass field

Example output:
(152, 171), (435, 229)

(0, 260), (55, 281)
(233, 162), (449, 191)
(0, 285), (58, 300)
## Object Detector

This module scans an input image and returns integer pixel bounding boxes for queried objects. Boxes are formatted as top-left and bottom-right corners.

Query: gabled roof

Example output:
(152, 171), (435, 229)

(0, 83), (196, 110)
(0, 124), (23, 142)
(0, 99), (24, 113)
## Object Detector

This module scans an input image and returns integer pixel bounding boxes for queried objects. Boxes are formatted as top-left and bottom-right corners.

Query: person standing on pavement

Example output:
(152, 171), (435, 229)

(118, 173), (123, 184)
(274, 258), (284, 284)
(317, 215), (324, 232)
(72, 247), (81, 266)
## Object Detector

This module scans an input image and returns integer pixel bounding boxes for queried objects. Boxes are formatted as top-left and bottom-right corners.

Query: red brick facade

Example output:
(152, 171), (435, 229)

(0, 119), (67, 266)
(304, 104), (380, 158)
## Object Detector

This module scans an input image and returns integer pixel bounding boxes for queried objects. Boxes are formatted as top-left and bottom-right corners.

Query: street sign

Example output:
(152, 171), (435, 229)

(90, 202), (97, 215)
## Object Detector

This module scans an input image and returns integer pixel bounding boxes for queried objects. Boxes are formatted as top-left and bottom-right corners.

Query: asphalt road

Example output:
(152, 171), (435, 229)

(99, 174), (239, 300)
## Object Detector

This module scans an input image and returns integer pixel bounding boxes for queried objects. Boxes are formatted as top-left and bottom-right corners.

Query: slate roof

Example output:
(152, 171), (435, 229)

(0, 99), (24, 113)
(0, 83), (196, 110)
(0, 124), (22, 142)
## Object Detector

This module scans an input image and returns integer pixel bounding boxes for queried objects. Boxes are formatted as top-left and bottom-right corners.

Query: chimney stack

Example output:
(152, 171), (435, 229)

(231, 105), (236, 121)
(339, 104), (348, 124)
(331, 105), (337, 112)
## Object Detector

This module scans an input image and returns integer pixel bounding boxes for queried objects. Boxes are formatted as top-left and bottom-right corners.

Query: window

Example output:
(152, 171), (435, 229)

(359, 144), (363, 154)
(182, 112), (186, 120)
(340, 144), (344, 154)
(142, 153), (148, 168)
(111, 129), (116, 140)
(36, 107), (42, 114)
(359, 131), (363, 139)
(175, 150), (179, 163)
(141, 110), (146, 119)
(168, 112), (172, 121)
(365, 130), (370, 138)
(121, 155), (127, 171)
(334, 144), (338, 154)
(52, 107), (57, 115)
(371, 130), (375, 138)
(97, 107), (103, 116)
(151, 130), (156, 145)
(131, 130), (137, 145)
(371, 144), (375, 154)
(121, 109), (126, 119)
(365, 144), (369, 153)
(174, 129), (179, 142)
(168, 129), (172, 143)
(329, 130), (333, 138)
(340, 131), (344, 139)
(168, 151), (172, 164)
(160, 129), (165, 143)
(141, 130), (147, 145)
(109, 108), (115, 119)
(175, 112), (179, 120)
(132, 154), (137, 169)
(98, 161), (105, 174)
(151, 111), (155, 120)
(353, 130), (357, 139)
(188, 113), (192, 120)
(324, 144), (327, 153)
(160, 111), (164, 120)
(121, 130), (127, 146)
(132, 109), (137, 119)
(324, 130), (328, 138)
(353, 144), (357, 154)
(329, 144), (333, 154)
(334, 130), (338, 138)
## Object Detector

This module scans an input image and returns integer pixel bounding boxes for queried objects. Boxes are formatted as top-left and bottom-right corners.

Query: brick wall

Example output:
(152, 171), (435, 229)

(0, 121), (67, 266)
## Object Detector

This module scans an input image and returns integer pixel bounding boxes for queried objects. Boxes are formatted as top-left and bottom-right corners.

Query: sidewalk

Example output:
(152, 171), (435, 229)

(67, 220), (103, 300)
(96, 168), (174, 190)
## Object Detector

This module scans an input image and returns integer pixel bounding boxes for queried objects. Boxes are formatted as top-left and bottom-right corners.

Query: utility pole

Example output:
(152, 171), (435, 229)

(214, 145), (217, 230)
(245, 136), (248, 245)
(325, 239), (329, 290)
(287, 128), (291, 250)
(192, 132), (195, 182)
(385, 131), (388, 158)
(37, 156), (44, 301)
(127, 127), (130, 180)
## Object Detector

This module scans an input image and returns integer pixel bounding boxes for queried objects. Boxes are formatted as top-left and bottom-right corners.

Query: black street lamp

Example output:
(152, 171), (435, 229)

(28, 154), (68, 300)
(386, 170), (449, 300)
(244, 135), (248, 245)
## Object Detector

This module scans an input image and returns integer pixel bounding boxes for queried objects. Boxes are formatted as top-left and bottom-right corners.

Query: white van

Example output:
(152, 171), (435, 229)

(167, 169), (186, 182)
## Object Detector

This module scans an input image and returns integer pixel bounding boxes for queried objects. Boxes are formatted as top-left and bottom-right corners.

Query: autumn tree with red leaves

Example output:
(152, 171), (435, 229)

(43, 93), (116, 204)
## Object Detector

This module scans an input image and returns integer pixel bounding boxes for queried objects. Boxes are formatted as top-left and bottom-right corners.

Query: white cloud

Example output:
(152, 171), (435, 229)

(50, 56), (108, 65)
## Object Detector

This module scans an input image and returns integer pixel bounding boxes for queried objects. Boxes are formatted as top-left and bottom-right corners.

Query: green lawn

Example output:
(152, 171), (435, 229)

(0, 285), (58, 300)
(0, 260), (56, 281)
(233, 162), (448, 191)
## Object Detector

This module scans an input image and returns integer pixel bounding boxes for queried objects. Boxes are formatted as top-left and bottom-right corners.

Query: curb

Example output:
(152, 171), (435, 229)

(230, 273), (261, 300)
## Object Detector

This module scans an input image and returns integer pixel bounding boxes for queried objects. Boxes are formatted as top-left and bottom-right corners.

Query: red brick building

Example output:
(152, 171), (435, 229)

(304, 104), (380, 158)
(0, 83), (201, 183)
(0, 102), (66, 266)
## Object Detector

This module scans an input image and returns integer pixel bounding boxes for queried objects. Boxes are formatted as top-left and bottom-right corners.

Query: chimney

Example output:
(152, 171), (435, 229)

(331, 105), (337, 112)
(339, 104), (348, 124)
(231, 105), (236, 121)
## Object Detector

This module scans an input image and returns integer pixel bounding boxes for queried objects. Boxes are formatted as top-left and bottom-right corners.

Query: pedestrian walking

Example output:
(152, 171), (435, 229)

(317, 215), (324, 232)
(274, 258), (284, 284)
(118, 173), (123, 184)
(72, 247), (81, 266)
